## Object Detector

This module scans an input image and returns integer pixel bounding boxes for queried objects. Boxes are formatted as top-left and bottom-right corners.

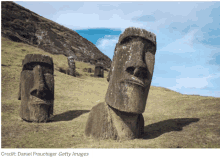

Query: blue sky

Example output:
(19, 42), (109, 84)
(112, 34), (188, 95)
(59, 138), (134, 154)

(15, 1), (220, 97)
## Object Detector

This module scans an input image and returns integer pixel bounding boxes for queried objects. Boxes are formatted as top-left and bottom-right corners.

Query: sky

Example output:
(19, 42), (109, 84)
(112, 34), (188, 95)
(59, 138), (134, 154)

(14, 1), (220, 98)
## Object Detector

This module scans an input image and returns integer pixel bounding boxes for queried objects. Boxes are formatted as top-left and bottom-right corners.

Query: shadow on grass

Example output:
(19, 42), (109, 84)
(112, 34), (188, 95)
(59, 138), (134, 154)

(51, 110), (90, 122)
(143, 118), (200, 139)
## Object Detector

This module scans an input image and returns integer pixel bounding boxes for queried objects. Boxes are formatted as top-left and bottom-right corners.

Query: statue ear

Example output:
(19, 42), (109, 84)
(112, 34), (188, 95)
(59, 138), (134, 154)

(18, 69), (23, 100)
(107, 70), (111, 82)
(18, 61), (24, 100)
(18, 81), (21, 100)
(107, 43), (118, 82)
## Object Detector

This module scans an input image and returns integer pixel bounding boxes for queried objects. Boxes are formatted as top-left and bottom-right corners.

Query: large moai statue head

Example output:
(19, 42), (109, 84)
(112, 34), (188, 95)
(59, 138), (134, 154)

(18, 54), (54, 122)
(94, 62), (104, 78)
(105, 27), (156, 114)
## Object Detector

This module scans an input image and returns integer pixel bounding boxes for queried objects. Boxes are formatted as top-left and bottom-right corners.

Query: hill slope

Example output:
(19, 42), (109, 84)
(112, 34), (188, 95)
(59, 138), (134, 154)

(1, 1), (111, 68)
(1, 37), (220, 148)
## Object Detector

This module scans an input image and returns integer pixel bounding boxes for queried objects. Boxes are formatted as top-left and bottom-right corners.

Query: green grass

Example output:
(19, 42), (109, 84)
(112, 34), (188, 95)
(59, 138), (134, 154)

(1, 37), (220, 148)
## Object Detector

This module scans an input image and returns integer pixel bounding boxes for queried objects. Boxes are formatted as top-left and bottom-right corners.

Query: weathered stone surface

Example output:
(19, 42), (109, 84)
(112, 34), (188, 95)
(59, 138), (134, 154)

(107, 71), (111, 82)
(105, 27), (156, 113)
(1, 1), (111, 68)
(67, 68), (76, 76)
(85, 27), (156, 140)
(18, 54), (54, 122)
(87, 68), (92, 73)
(85, 102), (144, 140)
(67, 56), (75, 68)
(118, 27), (156, 46)
(67, 56), (76, 76)
(94, 62), (104, 78)
(85, 102), (117, 139)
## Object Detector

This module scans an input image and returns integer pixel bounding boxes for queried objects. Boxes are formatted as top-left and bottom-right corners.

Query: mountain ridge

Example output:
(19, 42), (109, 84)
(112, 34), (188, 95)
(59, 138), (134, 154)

(1, 1), (111, 68)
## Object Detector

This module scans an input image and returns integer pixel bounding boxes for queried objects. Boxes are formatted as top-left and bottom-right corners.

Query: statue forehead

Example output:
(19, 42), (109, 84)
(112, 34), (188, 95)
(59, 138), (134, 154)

(95, 62), (104, 68)
(22, 54), (53, 67)
(68, 56), (74, 60)
(118, 27), (156, 46)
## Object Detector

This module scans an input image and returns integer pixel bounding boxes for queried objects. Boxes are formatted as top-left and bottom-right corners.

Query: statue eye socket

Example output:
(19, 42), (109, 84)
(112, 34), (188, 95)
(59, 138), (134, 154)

(23, 63), (53, 74)
(23, 63), (37, 70)
(120, 37), (132, 44)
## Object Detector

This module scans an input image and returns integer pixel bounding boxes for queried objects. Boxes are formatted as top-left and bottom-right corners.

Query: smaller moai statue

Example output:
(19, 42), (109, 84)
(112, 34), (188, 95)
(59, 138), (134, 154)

(18, 54), (54, 122)
(88, 68), (92, 73)
(94, 62), (104, 78)
(67, 56), (76, 76)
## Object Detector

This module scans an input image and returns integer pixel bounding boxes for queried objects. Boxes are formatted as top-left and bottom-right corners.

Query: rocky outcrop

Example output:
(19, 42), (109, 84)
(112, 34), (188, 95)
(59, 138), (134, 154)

(1, 1), (111, 68)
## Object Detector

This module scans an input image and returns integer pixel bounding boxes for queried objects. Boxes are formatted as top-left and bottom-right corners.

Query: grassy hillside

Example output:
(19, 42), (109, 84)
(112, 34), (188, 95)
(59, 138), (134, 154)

(1, 37), (220, 148)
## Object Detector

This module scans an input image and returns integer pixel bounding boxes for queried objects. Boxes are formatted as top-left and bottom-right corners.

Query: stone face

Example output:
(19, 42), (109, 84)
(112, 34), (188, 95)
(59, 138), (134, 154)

(105, 27), (156, 113)
(94, 62), (104, 78)
(67, 56), (75, 69)
(18, 54), (54, 122)
(85, 27), (156, 140)
(109, 106), (144, 139)
(87, 68), (92, 73)
(67, 56), (76, 76)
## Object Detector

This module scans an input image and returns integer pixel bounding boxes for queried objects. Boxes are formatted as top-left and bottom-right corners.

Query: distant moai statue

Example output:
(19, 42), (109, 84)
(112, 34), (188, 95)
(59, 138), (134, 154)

(18, 54), (54, 122)
(94, 62), (104, 78)
(85, 27), (157, 140)
(88, 68), (92, 73)
(67, 56), (76, 76)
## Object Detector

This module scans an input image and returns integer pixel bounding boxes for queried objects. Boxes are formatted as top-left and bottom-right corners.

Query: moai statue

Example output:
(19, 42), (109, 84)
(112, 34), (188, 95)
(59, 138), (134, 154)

(85, 27), (156, 140)
(88, 68), (92, 73)
(94, 62), (104, 78)
(67, 56), (76, 76)
(18, 54), (54, 122)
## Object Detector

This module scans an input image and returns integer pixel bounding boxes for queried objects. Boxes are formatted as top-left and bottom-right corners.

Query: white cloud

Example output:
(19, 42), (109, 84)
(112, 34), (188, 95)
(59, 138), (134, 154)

(159, 29), (198, 53)
(167, 72), (220, 90)
(172, 76), (211, 89)
(96, 35), (119, 59)
(96, 36), (118, 49)
(168, 65), (220, 89)
(170, 65), (210, 77)
(52, 11), (145, 30)
(152, 64), (220, 97)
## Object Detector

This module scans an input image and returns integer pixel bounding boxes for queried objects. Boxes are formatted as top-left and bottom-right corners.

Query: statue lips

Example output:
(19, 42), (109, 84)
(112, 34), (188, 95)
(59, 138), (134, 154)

(120, 76), (150, 88)
(29, 95), (52, 106)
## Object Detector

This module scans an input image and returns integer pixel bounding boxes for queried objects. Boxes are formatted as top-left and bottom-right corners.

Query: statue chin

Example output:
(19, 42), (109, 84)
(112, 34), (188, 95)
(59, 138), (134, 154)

(114, 82), (148, 114)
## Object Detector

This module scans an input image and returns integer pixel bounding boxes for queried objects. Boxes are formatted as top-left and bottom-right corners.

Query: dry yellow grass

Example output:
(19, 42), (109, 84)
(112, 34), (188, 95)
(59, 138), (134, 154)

(1, 37), (220, 148)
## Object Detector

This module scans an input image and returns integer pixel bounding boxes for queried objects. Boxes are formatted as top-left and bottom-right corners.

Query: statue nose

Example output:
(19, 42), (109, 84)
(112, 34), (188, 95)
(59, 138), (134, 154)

(125, 61), (148, 78)
(125, 42), (148, 78)
(30, 65), (48, 98)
